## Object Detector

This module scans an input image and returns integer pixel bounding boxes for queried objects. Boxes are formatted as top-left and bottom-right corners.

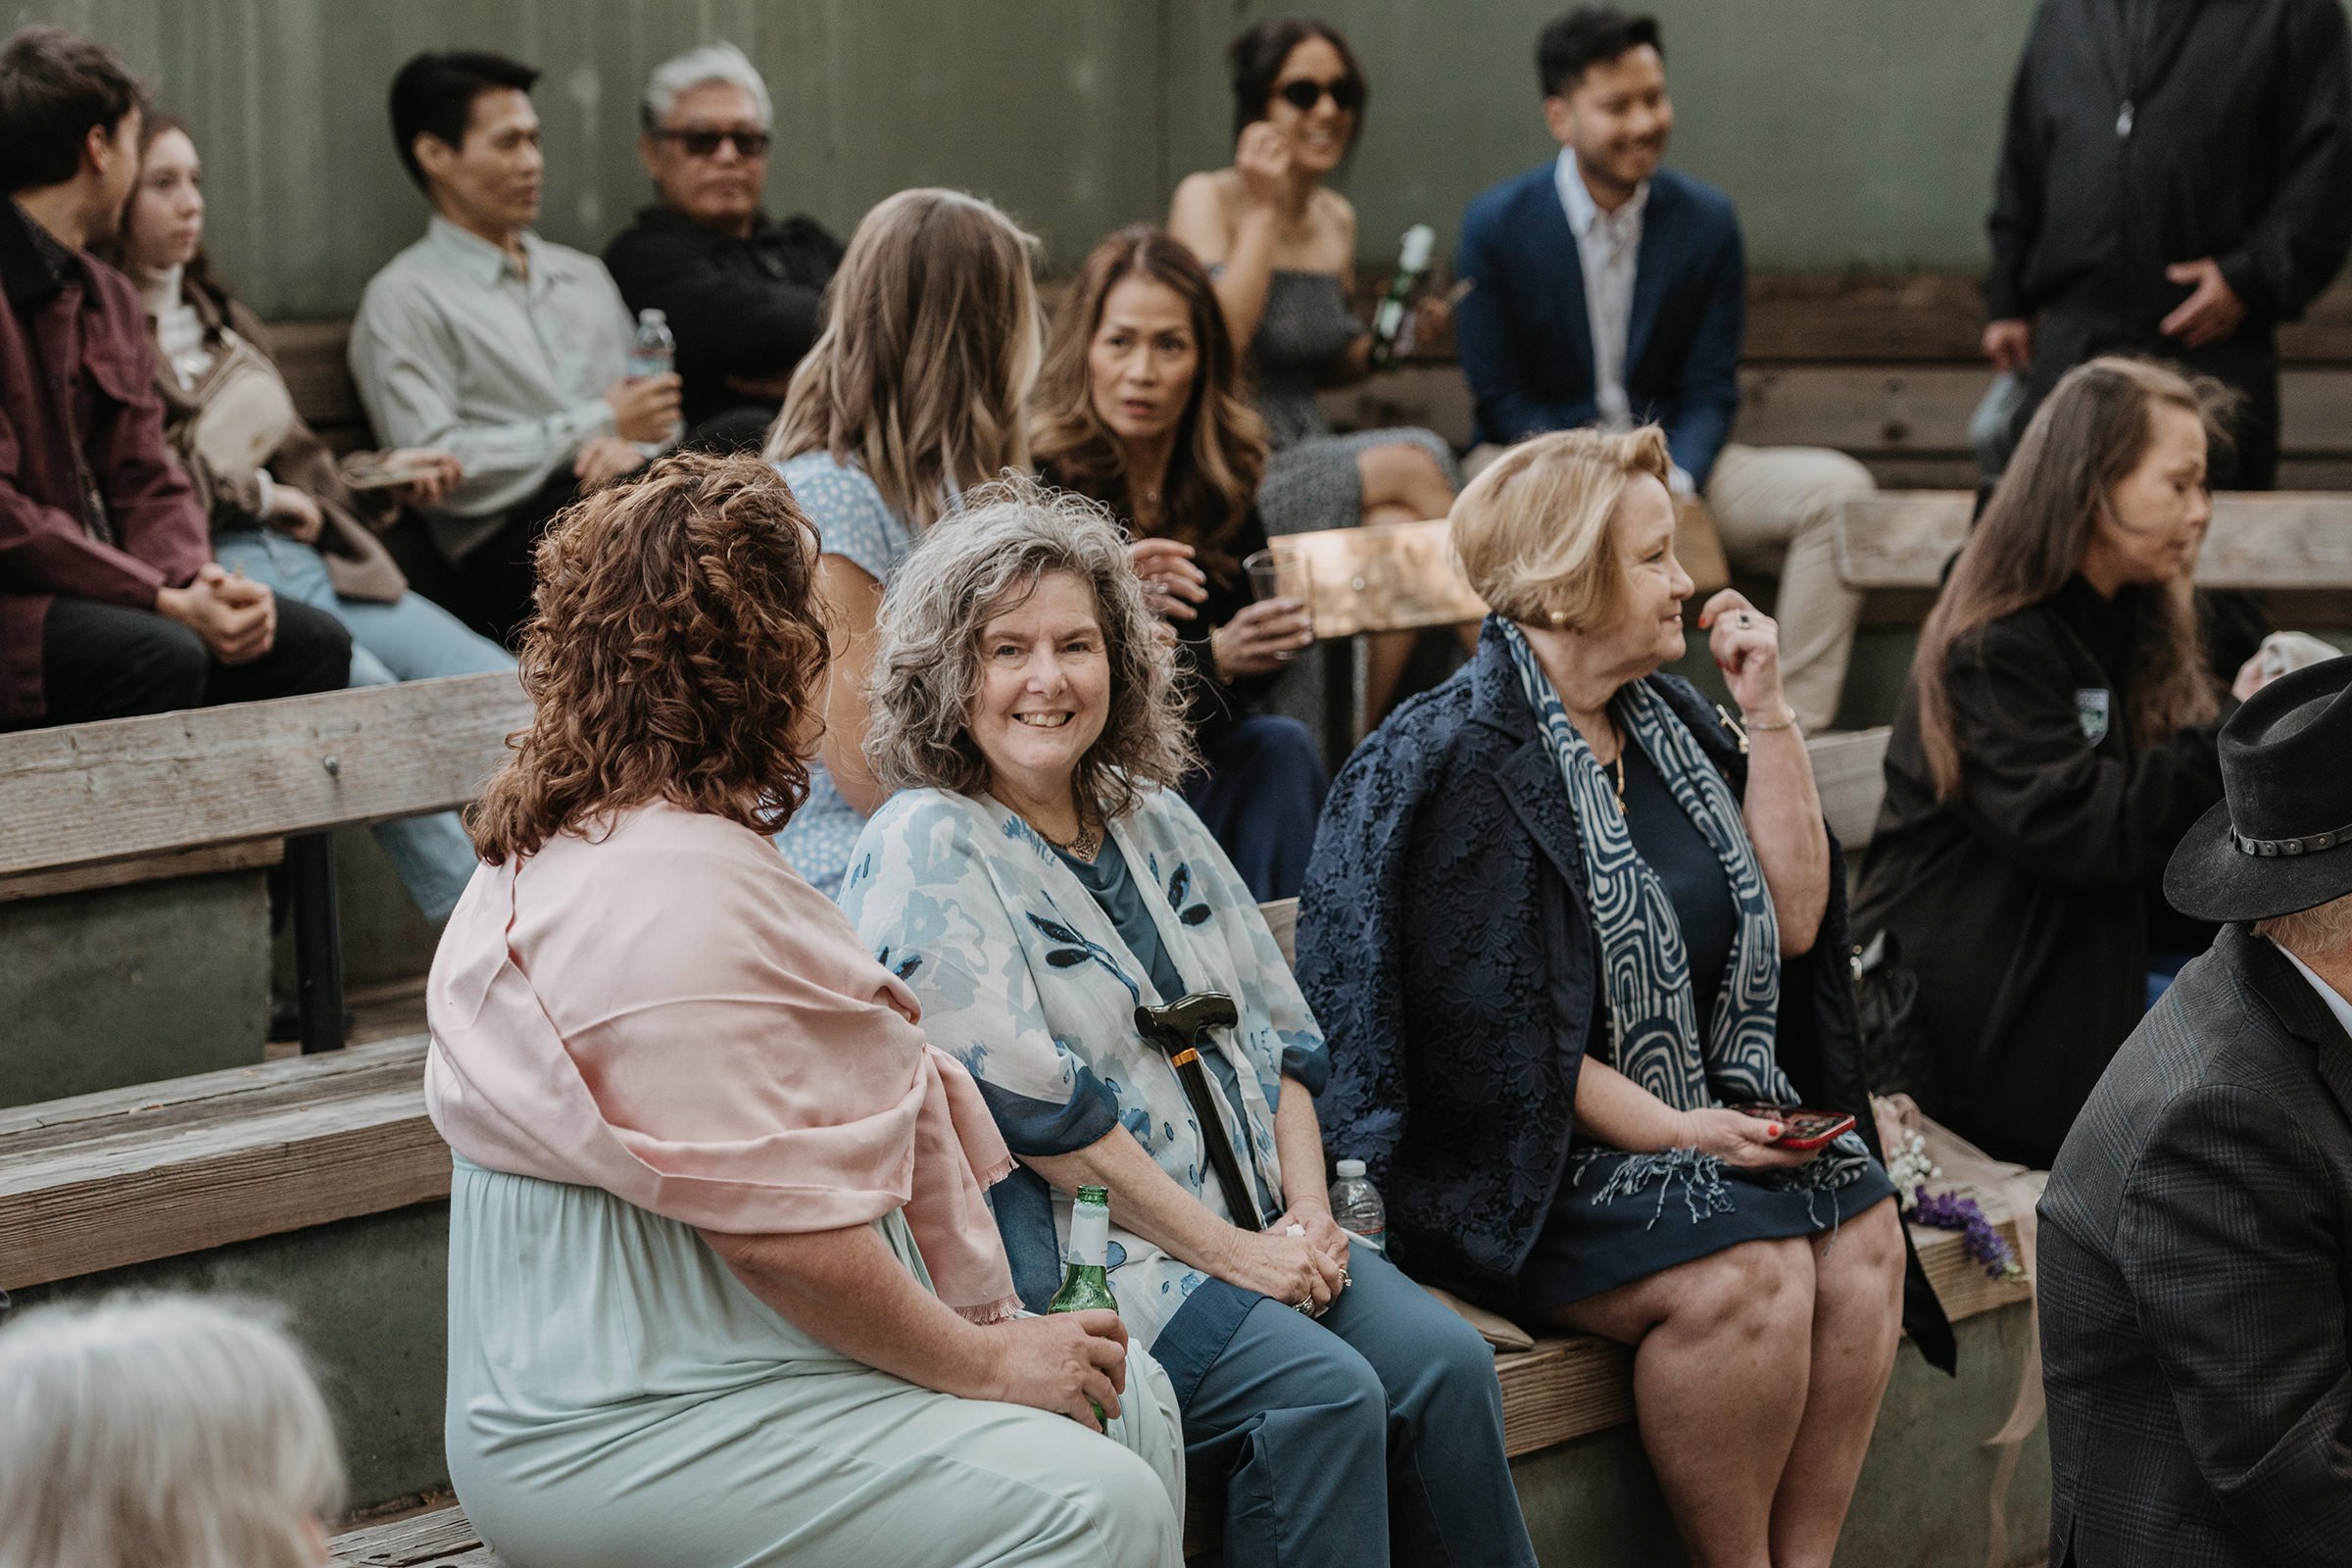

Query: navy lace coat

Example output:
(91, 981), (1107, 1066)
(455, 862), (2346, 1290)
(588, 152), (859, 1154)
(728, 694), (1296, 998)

(1298, 621), (1956, 1369)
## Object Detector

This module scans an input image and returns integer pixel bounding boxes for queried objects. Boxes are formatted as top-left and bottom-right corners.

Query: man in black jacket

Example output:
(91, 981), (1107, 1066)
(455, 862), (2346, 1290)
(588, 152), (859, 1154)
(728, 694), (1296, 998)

(1984, 0), (2352, 487)
(604, 42), (843, 451)
(2039, 658), (2352, 1566)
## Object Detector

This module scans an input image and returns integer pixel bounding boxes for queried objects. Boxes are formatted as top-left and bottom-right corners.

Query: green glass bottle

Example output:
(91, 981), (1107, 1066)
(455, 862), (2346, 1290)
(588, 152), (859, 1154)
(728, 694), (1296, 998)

(1048, 1185), (1117, 1424)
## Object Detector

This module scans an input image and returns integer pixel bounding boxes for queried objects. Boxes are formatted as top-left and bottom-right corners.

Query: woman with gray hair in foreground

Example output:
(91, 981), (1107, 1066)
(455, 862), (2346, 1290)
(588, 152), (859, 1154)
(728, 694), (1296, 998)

(0, 1293), (344, 1568)
(840, 479), (1535, 1568)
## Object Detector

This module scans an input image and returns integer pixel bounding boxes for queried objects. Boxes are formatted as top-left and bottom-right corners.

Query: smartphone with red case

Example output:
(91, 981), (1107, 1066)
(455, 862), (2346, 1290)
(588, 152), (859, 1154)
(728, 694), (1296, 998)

(1727, 1104), (1857, 1151)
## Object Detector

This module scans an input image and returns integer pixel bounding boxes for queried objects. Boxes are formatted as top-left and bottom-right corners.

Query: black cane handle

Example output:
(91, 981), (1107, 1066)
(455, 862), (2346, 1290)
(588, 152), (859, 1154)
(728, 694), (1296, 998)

(1136, 994), (1262, 1231)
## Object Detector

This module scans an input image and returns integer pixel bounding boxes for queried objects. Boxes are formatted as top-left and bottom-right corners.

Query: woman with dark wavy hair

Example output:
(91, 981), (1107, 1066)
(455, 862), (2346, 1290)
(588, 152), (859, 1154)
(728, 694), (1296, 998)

(1855, 357), (2275, 1167)
(1034, 226), (1325, 898)
(423, 453), (1184, 1568)
(1168, 17), (1461, 720)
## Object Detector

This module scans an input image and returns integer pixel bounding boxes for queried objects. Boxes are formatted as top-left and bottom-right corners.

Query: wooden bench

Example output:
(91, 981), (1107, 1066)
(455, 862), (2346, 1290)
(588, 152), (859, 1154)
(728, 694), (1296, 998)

(0, 672), (528, 1055)
(1838, 489), (2352, 594)
(308, 735), (2032, 1568)
(1329, 270), (2352, 490)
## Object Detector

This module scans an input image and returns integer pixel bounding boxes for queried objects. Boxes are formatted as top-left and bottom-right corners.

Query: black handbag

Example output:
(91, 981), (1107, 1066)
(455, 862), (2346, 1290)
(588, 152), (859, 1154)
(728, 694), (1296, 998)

(1852, 930), (1935, 1102)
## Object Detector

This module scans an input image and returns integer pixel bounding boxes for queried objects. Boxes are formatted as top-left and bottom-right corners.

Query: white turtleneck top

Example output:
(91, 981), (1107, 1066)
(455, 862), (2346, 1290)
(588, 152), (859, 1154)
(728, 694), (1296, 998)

(135, 264), (214, 391)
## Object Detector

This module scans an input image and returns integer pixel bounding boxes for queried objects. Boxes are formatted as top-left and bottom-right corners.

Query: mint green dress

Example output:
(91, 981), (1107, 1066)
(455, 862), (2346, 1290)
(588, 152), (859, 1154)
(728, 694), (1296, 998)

(444, 1153), (1186, 1567)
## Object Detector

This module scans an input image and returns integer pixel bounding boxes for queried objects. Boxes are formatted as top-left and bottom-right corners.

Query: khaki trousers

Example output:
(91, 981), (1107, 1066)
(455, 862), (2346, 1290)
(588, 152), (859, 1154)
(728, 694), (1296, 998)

(1703, 442), (1875, 731)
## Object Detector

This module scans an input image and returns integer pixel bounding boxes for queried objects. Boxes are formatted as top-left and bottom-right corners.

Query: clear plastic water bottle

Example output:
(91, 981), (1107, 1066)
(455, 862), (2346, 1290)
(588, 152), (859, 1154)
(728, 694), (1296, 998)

(1328, 1158), (1386, 1251)
(626, 308), (680, 443)
(626, 307), (675, 381)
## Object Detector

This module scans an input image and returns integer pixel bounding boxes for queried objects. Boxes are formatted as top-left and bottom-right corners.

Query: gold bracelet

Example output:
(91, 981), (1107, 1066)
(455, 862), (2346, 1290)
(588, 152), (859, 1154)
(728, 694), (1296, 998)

(1741, 705), (1799, 733)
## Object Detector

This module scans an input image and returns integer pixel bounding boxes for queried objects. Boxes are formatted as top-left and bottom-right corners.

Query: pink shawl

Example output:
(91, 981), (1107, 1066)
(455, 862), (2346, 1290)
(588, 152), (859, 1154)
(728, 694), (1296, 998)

(423, 801), (1019, 1322)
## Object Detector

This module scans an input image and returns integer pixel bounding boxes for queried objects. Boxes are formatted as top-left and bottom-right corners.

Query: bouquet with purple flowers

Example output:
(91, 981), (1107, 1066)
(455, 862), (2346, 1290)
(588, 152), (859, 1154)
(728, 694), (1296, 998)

(1886, 1126), (2026, 1282)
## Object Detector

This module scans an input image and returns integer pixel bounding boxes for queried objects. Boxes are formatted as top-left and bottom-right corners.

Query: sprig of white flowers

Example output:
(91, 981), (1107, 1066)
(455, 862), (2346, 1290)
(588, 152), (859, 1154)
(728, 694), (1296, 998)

(1886, 1128), (1941, 1213)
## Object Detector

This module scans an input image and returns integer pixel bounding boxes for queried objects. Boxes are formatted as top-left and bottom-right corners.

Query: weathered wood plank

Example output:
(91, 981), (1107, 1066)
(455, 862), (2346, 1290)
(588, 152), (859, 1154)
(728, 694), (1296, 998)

(1497, 1335), (1637, 1456)
(0, 839), (282, 903)
(0, 1033), (413, 1142)
(0, 671), (528, 879)
(328, 1508), (497, 1567)
(0, 1038), (445, 1290)
(263, 317), (368, 434)
(1811, 728), (1892, 854)
(1838, 491), (2352, 591)
(1350, 270), (2352, 368)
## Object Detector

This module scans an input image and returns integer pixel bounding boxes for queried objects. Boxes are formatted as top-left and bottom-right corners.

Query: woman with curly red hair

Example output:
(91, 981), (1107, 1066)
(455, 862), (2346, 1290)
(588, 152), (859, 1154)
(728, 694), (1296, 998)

(423, 452), (1184, 1567)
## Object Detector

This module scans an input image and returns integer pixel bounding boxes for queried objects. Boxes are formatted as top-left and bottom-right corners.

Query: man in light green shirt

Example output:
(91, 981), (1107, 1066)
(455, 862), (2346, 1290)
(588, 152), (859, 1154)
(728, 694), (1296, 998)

(350, 49), (680, 643)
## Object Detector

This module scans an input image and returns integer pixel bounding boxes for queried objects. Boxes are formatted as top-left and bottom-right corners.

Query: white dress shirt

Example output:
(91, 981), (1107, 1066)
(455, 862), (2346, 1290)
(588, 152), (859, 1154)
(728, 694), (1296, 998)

(1554, 149), (1647, 432)
(2275, 938), (2352, 1039)
(349, 216), (634, 558)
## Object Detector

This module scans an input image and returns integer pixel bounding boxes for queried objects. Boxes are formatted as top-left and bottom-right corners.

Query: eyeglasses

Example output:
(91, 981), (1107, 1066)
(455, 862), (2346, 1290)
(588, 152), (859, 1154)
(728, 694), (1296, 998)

(655, 127), (770, 158)
(1276, 76), (1362, 114)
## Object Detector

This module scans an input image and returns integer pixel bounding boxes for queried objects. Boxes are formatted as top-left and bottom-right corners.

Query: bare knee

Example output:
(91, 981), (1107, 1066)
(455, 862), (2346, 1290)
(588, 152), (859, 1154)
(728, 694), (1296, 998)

(1667, 1238), (1815, 1341)
(1356, 441), (1453, 513)
(1816, 1200), (1906, 1317)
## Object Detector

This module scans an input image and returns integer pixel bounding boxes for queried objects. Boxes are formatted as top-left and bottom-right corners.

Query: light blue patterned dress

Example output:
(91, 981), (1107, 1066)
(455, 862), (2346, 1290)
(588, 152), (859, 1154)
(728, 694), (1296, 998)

(770, 451), (920, 897)
(839, 784), (1329, 1352)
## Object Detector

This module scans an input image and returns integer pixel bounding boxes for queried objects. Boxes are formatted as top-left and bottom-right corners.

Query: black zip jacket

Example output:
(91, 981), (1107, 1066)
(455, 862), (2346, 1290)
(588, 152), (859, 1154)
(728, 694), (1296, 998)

(1853, 579), (2264, 1167)
(1987, 0), (2352, 330)
(604, 207), (844, 430)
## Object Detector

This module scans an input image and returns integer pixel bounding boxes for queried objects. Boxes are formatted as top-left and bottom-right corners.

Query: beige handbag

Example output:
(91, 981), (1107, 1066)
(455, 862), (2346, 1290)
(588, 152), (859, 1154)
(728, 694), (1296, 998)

(182, 328), (297, 482)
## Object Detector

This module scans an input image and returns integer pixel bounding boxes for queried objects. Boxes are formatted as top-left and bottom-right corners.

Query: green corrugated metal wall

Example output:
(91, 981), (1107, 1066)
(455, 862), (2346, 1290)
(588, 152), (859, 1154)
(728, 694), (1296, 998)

(11, 0), (2052, 317)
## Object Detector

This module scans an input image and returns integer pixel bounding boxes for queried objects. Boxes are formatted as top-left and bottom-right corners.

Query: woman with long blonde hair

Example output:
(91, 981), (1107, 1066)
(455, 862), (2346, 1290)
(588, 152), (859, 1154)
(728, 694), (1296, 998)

(762, 187), (1042, 895)
(1033, 226), (1324, 898)
(1854, 357), (2274, 1167)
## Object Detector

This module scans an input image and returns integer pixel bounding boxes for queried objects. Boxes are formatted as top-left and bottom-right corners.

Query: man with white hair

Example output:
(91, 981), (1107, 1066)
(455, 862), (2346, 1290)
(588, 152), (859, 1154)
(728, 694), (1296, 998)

(2038, 656), (2352, 1566)
(604, 41), (842, 449)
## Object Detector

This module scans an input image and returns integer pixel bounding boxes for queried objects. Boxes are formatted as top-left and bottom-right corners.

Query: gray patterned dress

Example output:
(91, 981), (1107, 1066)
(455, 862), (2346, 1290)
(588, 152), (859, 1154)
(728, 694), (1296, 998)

(1249, 270), (1459, 536)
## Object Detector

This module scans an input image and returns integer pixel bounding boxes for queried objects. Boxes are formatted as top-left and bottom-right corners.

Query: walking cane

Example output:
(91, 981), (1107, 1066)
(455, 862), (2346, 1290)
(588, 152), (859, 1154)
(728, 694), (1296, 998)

(1135, 992), (1263, 1233)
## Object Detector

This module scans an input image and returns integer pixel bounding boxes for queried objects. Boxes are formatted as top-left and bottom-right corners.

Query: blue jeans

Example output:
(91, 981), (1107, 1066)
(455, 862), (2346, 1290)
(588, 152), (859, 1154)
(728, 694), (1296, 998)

(215, 529), (513, 921)
(1151, 1241), (1537, 1568)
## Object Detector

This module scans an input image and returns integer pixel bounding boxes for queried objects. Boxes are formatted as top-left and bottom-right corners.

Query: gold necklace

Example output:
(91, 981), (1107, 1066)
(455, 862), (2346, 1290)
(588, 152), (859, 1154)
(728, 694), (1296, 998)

(1610, 751), (1627, 816)
(1045, 817), (1102, 860)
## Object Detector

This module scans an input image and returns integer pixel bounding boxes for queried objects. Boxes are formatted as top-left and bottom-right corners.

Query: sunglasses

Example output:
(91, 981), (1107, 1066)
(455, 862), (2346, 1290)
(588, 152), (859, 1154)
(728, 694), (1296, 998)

(1276, 76), (1363, 114)
(656, 127), (770, 158)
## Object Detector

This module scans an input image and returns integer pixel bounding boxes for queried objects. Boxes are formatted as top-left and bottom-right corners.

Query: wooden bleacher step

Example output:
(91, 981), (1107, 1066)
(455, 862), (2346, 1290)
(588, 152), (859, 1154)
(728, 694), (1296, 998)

(1836, 491), (2352, 593)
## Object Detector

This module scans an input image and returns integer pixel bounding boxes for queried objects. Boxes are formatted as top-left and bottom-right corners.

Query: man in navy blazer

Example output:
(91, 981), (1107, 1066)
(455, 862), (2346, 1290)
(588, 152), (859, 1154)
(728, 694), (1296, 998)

(1453, 7), (1876, 730)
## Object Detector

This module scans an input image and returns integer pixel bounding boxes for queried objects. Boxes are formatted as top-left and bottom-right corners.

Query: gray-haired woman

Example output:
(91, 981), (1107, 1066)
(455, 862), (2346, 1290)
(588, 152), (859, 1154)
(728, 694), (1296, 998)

(839, 481), (1536, 1568)
(0, 1293), (344, 1568)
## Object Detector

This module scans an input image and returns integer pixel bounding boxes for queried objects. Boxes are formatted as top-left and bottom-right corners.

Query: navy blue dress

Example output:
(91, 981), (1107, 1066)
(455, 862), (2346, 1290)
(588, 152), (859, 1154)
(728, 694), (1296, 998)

(1515, 742), (1896, 1311)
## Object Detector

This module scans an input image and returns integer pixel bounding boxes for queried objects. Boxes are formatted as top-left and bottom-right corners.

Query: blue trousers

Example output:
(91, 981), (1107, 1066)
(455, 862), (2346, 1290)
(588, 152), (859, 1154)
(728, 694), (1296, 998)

(215, 530), (514, 921)
(1156, 1241), (1537, 1568)
(1182, 714), (1329, 902)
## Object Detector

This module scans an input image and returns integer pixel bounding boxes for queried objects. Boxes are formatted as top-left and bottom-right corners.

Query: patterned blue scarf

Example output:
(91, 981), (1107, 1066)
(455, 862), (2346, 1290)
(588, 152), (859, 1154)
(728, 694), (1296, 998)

(1502, 619), (1799, 1111)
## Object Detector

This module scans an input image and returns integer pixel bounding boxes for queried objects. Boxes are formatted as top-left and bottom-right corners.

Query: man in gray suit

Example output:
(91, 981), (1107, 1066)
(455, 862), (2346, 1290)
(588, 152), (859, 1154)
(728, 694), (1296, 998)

(2039, 657), (2352, 1566)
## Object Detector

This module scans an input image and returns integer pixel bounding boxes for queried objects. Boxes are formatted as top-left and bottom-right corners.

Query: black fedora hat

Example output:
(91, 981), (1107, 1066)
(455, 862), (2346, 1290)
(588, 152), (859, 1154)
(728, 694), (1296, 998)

(2167, 655), (2352, 923)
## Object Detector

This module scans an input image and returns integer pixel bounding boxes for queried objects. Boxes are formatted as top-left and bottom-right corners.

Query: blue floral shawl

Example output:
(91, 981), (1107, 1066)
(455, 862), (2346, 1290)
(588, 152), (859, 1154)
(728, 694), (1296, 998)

(840, 783), (1329, 1349)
